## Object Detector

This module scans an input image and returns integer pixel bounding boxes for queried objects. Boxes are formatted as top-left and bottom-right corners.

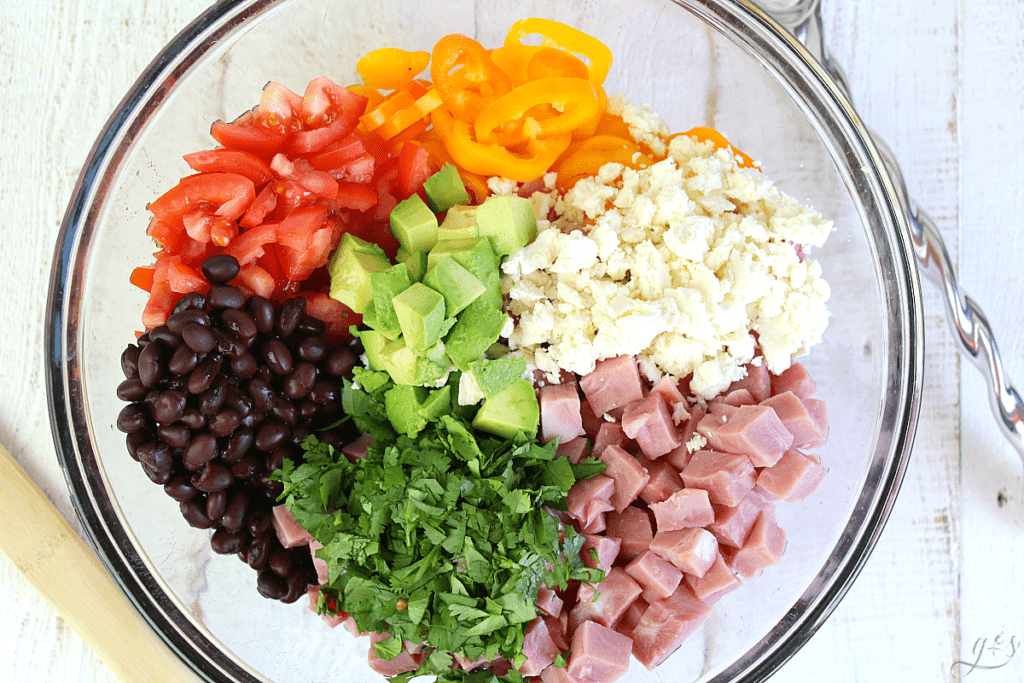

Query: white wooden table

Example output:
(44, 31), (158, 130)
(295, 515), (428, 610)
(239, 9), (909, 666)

(1, 1), (1022, 681)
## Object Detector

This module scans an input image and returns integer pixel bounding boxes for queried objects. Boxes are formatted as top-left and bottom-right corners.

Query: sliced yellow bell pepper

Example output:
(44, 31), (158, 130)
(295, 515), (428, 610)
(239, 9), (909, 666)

(473, 77), (600, 146)
(431, 33), (512, 125)
(356, 48), (431, 90)
(505, 18), (613, 86)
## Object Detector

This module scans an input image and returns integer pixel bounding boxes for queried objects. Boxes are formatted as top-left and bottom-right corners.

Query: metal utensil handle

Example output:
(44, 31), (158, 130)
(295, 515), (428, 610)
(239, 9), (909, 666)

(753, 0), (1024, 461)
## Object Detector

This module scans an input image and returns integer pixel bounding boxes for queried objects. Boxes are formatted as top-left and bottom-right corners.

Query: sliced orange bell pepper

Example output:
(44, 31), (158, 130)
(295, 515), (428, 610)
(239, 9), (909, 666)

(555, 146), (654, 191)
(489, 45), (542, 86)
(671, 127), (757, 169)
(505, 18), (613, 86)
(358, 79), (430, 132)
(356, 48), (431, 90)
(527, 46), (590, 81)
(474, 77), (600, 145)
(431, 34), (512, 124)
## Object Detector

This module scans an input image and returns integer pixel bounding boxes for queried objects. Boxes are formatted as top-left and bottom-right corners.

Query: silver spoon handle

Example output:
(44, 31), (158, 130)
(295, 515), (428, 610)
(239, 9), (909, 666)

(753, 0), (1024, 462)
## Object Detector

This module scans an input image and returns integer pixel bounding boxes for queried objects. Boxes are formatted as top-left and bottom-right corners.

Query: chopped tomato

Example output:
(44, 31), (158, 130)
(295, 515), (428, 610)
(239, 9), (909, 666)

(142, 281), (177, 330)
(165, 260), (211, 294)
(277, 205), (331, 252)
(211, 116), (292, 157)
(278, 224), (333, 281)
(182, 149), (274, 185)
(146, 218), (187, 254)
(223, 222), (278, 266)
(333, 182), (378, 212)
(235, 263), (276, 299)
(254, 81), (303, 131)
(240, 183), (278, 228)
(130, 266), (155, 293)
(307, 135), (376, 183)
(396, 142), (434, 199)
(290, 78), (369, 155)
(148, 172), (256, 225)
(299, 292), (359, 341)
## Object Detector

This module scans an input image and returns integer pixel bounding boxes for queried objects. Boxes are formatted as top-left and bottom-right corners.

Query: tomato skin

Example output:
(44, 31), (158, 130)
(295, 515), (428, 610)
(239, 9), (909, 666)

(165, 260), (211, 294)
(240, 183), (278, 228)
(149, 172), (256, 225)
(142, 281), (177, 330)
(183, 149), (274, 185)
(290, 78), (369, 155)
(299, 291), (359, 341)
(277, 204), (331, 252)
(333, 182), (378, 212)
(277, 226), (333, 281)
(396, 141), (433, 199)
(211, 118), (292, 157)
(235, 263), (276, 299)
(223, 222), (278, 266)
(130, 266), (155, 292)
(146, 218), (187, 254)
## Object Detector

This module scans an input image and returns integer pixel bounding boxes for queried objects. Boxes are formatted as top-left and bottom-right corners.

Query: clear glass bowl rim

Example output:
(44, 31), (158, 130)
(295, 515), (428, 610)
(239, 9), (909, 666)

(44, 1), (925, 681)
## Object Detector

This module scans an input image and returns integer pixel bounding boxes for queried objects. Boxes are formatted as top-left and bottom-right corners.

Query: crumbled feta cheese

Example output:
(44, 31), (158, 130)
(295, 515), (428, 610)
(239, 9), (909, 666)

(457, 371), (485, 406)
(487, 176), (518, 196)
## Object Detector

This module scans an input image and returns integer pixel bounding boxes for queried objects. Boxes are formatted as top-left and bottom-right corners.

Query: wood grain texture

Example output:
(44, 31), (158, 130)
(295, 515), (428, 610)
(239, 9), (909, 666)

(0, 0), (1021, 682)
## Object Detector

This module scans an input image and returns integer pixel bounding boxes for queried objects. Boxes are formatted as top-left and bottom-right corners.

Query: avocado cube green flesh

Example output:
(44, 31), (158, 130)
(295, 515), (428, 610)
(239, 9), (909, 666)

(469, 356), (527, 397)
(445, 299), (509, 371)
(367, 263), (413, 339)
(475, 195), (537, 256)
(392, 283), (447, 351)
(437, 205), (479, 242)
(396, 247), (429, 282)
(385, 384), (430, 435)
(359, 328), (388, 372)
(328, 242), (392, 314)
(418, 385), (453, 420)
(390, 194), (439, 253)
(424, 163), (472, 213)
(472, 378), (539, 439)
(423, 259), (486, 317)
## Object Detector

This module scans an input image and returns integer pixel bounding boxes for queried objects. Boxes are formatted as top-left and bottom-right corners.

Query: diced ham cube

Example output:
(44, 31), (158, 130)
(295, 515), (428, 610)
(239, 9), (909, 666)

(727, 362), (771, 402)
(605, 507), (654, 562)
(579, 355), (645, 417)
(306, 585), (348, 628)
(727, 509), (787, 579)
(536, 587), (565, 618)
(760, 391), (828, 448)
(519, 617), (562, 676)
(309, 539), (328, 585)
(650, 488), (714, 531)
(650, 376), (686, 407)
(582, 510), (608, 535)
(625, 550), (684, 603)
(540, 665), (584, 683)
(631, 584), (711, 669)
(701, 405), (794, 466)
(557, 436), (590, 463)
(674, 403), (707, 459)
(722, 388), (755, 406)
(272, 504), (313, 548)
(756, 448), (827, 502)
(649, 528), (719, 578)
(592, 422), (633, 458)
(367, 637), (421, 675)
(579, 399), (604, 439)
(708, 492), (770, 548)
(582, 534), (621, 575)
(680, 450), (757, 507)
(342, 433), (374, 461)
(569, 567), (643, 630)
(684, 554), (741, 604)
(567, 475), (615, 527)
(541, 381), (586, 445)
(567, 621), (633, 683)
(771, 361), (817, 398)
(599, 445), (651, 513)
(545, 614), (570, 651)
(614, 598), (649, 640)
(663, 442), (692, 471)
(638, 457), (685, 505)
(622, 392), (683, 459)
(707, 402), (739, 419)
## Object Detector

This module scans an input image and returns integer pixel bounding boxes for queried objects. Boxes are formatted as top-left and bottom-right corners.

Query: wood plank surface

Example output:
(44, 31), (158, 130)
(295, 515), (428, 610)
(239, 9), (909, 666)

(0, 1), (1021, 682)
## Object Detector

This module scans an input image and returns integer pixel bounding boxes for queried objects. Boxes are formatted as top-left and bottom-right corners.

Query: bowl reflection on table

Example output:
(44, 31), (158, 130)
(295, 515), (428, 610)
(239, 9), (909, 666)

(46, 1), (922, 682)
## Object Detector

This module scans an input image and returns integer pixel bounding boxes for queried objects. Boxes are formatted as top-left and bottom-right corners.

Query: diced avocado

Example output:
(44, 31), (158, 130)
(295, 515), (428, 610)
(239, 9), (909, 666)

(328, 233), (392, 314)
(437, 205), (479, 242)
(396, 246), (429, 282)
(475, 195), (537, 255)
(445, 299), (509, 371)
(392, 283), (447, 352)
(422, 259), (486, 317)
(365, 263), (412, 340)
(358, 328), (388, 372)
(380, 337), (451, 386)
(390, 194), (439, 253)
(469, 357), (528, 397)
(384, 384), (430, 435)
(423, 163), (472, 213)
(428, 237), (502, 308)
(472, 378), (539, 439)
(418, 385), (452, 420)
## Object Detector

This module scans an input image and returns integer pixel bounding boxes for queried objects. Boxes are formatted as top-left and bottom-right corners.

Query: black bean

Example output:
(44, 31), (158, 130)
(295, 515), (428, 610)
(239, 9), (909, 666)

(262, 338), (293, 375)
(117, 378), (148, 402)
(126, 431), (148, 461)
(246, 296), (275, 334)
(166, 309), (211, 335)
(254, 421), (290, 452)
(206, 489), (227, 520)
(148, 325), (183, 349)
(270, 398), (298, 426)
(230, 454), (263, 480)
(182, 323), (216, 355)
(309, 378), (338, 405)
(289, 425), (309, 446)
(137, 441), (173, 474)
(180, 407), (206, 431)
(116, 404), (148, 433)
(180, 499), (215, 529)
(282, 362), (317, 400)
(296, 336), (327, 363)
(221, 491), (249, 532)
(246, 377), (276, 414)
(137, 342), (165, 388)
(318, 429), (346, 453)
(222, 428), (253, 463)
(221, 308), (257, 342)
(187, 357), (220, 394)
(198, 376), (228, 415)
(164, 476), (198, 502)
(194, 462), (234, 493)
(168, 345), (200, 376)
(275, 297), (306, 337)
(172, 291), (207, 315)
(255, 365), (273, 385)
(182, 433), (218, 470)
(265, 448), (289, 474)
(296, 315), (325, 337)
(282, 571), (308, 604)
(324, 346), (356, 378)
(211, 527), (249, 555)
(213, 327), (247, 359)
(208, 409), (241, 437)
(208, 284), (245, 310)
(225, 388), (254, 419)
(257, 471), (284, 499)
(150, 389), (186, 425)
(121, 345), (141, 379)
(248, 508), (272, 537)
(269, 547), (293, 577)
(256, 570), (287, 600)
(201, 254), (241, 284)
(298, 399), (319, 420)
(142, 463), (173, 485)
(247, 534), (271, 570)
(230, 351), (258, 379)
(156, 423), (190, 449)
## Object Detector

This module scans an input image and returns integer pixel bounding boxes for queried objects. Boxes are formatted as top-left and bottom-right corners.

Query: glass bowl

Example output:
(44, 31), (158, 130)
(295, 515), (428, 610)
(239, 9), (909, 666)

(46, 1), (922, 682)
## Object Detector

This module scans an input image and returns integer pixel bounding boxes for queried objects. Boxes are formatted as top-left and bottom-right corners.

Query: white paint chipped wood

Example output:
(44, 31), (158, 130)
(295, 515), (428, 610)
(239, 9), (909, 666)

(0, 0), (1021, 681)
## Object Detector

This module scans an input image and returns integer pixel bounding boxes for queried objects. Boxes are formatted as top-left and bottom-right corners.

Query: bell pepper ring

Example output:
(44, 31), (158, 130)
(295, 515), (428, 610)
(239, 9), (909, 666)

(356, 48), (431, 90)
(505, 17), (613, 86)
(432, 107), (570, 183)
(431, 33), (512, 124)
(489, 45), (542, 86)
(473, 77), (601, 145)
